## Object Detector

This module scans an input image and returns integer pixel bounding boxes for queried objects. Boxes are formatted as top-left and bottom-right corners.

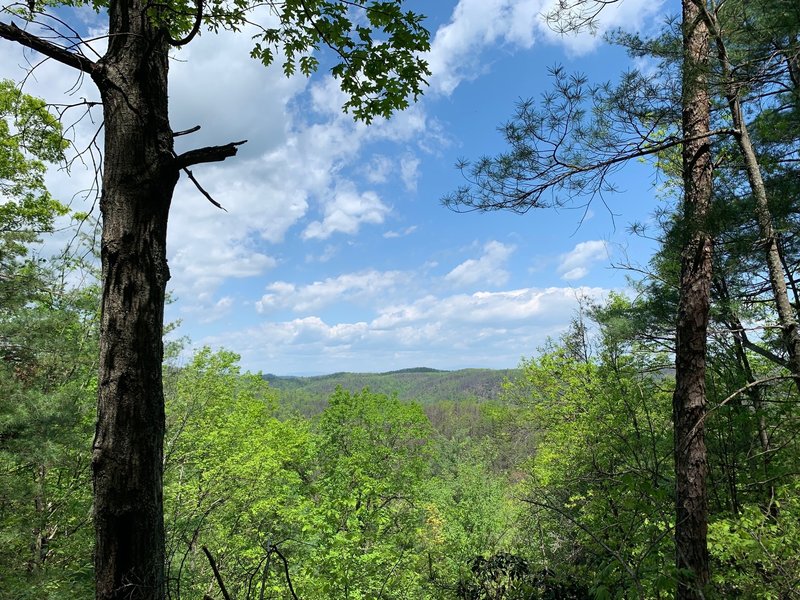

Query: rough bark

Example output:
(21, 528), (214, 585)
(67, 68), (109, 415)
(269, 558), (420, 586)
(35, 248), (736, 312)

(673, 0), (712, 597)
(90, 2), (177, 597)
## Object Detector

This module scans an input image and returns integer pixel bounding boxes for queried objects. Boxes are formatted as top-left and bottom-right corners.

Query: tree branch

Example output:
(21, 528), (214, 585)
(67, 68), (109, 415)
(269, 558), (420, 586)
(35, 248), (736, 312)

(739, 336), (789, 369)
(172, 124), (201, 137)
(271, 546), (299, 600)
(182, 166), (227, 211)
(0, 21), (97, 75)
(446, 127), (737, 214)
(173, 139), (246, 169)
(202, 546), (233, 600)
(168, 0), (203, 47)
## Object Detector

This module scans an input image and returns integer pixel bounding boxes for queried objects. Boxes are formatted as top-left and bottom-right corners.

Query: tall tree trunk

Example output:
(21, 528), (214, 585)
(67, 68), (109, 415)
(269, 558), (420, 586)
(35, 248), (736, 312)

(90, 2), (177, 597)
(673, 0), (712, 596)
(730, 97), (800, 392)
(700, 7), (800, 392)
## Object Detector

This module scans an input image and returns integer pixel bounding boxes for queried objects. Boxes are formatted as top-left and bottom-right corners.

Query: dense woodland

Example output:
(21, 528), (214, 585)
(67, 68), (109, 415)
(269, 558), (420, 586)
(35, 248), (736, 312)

(2, 0), (800, 598)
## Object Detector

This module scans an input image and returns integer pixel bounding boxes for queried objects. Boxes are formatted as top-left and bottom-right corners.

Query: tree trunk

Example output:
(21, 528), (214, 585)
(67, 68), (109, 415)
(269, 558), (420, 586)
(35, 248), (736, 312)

(699, 9), (800, 391)
(673, 0), (712, 597)
(730, 102), (800, 390)
(90, 2), (177, 597)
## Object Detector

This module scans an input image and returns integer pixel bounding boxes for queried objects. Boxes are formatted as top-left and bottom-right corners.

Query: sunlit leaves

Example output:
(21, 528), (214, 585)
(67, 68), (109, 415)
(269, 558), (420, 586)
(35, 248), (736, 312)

(241, 0), (431, 123)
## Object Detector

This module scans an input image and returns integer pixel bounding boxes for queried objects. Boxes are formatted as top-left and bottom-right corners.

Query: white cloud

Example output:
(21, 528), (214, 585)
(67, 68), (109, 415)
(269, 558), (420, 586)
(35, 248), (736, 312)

(365, 155), (394, 184)
(179, 294), (236, 324)
(169, 24), (307, 158)
(535, 0), (666, 55)
(427, 0), (542, 95)
(303, 183), (390, 240)
(399, 155), (420, 192)
(383, 225), (418, 239)
(167, 39), (432, 298)
(2, 28), (440, 305)
(557, 240), (609, 281)
(445, 240), (515, 287)
(202, 285), (613, 373)
(361, 153), (419, 192)
(305, 244), (338, 263)
(256, 270), (409, 313)
(372, 286), (604, 329)
(0, 4), (647, 379)
(427, 0), (666, 96)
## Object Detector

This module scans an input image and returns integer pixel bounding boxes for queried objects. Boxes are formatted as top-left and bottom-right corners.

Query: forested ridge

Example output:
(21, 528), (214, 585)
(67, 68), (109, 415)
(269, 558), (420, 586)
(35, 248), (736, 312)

(2, 0), (800, 598)
(264, 368), (517, 411)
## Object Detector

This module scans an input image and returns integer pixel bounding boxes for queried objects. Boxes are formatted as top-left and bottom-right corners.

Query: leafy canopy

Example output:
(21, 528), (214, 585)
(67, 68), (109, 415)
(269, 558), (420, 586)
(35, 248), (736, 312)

(37, 0), (431, 124)
(0, 79), (67, 257)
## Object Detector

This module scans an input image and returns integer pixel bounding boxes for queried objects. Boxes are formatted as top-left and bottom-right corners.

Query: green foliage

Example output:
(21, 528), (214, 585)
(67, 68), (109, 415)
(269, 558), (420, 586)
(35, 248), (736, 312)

(0, 236), (99, 598)
(298, 388), (432, 598)
(422, 443), (520, 597)
(244, 0), (431, 122)
(0, 80), (97, 598)
(163, 347), (310, 599)
(709, 486), (800, 598)
(97, 0), (431, 123)
(505, 307), (677, 596)
(0, 79), (68, 262)
(161, 354), (527, 599)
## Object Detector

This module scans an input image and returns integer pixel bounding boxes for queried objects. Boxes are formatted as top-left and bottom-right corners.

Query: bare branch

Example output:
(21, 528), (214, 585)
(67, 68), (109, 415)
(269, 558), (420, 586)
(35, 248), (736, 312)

(182, 166), (227, 211)
(174, 139), (246, 169)
(201, 546), (233, 600)
(0, 20), (97, 75)
(172, 124), (200, 137)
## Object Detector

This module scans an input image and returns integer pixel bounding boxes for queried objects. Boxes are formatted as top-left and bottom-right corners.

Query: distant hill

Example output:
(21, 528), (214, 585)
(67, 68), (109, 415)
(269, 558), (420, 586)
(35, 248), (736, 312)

(264, 367), (519, 407)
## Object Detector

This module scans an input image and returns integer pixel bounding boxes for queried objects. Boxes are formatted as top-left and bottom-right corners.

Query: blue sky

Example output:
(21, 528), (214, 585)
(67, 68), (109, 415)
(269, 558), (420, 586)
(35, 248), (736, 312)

(1, 0), (673, 374)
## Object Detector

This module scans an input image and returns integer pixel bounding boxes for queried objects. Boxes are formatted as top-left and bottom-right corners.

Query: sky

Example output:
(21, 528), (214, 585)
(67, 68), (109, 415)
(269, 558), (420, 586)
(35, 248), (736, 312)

(1, 0), (674, 374)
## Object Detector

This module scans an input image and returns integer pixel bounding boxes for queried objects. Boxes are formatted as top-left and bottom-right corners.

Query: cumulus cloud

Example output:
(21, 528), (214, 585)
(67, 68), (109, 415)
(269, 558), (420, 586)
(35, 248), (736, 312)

(427, 0), (665, 95)
(2, 24), (440, 306)
(180, 295), (236, 324)
(362, 153), (419, 191)
(166, 40), (433, 299)
(202, 285), (612, 373)
(373, 286), (605, 329)
(535, 0), (666, 55)
(364, 155), (394, 184)
(427, 0), (540, 95)
(305, 244), (339, 263)
(256, 270), (409, 313)
(445, 241), (515, 287)
(303, 183), (390, 240)
(557, 240), (609, 280)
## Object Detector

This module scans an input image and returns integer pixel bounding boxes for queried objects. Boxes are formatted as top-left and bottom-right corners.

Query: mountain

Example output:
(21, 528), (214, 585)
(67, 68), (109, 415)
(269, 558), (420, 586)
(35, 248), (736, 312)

(264, 367), (518, 408)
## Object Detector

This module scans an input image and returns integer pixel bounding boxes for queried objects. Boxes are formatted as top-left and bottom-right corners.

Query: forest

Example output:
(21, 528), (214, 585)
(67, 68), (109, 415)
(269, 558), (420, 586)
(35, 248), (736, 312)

(2, 0), (800, 598)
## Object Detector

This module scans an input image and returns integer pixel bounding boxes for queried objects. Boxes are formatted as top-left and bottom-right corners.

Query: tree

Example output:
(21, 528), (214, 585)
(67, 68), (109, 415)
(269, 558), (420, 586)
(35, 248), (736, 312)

(305, 387), (433, 598)
(0, 84), (99, 595)
(503, 313), (676, 597)
(671, 2), (713, 595)
(0, 3), (430, 598)
(0, 235), (99, 599)
(161, 348), (311, 599)
(444, 2), (715, 594)
(0, 78), (67, 274)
